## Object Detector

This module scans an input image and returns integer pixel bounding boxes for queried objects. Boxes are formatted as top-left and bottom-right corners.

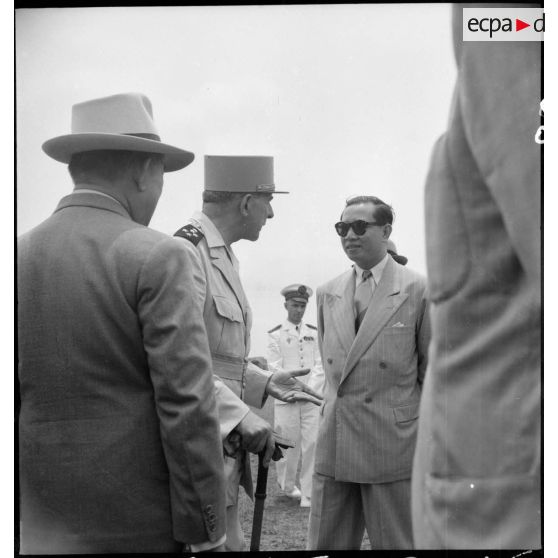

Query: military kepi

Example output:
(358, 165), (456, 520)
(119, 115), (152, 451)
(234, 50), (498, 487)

(281, 284), (313, 303)
(205, 155), (288, 194)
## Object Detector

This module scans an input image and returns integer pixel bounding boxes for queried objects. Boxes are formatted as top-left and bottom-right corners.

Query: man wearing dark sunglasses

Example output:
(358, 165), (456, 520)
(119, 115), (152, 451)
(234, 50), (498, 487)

(307, 195), (430, 550)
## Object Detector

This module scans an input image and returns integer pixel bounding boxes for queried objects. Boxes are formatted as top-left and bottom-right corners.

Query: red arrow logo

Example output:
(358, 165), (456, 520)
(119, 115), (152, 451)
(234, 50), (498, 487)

(516, 18), (530, 31)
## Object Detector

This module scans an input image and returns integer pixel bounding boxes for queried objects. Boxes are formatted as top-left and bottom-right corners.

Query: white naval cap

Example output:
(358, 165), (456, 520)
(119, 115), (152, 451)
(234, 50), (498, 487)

(280, 284), (313, 302)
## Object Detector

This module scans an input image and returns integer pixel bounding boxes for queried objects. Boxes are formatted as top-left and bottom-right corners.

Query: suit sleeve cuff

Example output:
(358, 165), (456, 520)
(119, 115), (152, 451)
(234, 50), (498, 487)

(213, 376), (251, 439)
(243, 361), (273, 408)
(189, 534), (226, 552)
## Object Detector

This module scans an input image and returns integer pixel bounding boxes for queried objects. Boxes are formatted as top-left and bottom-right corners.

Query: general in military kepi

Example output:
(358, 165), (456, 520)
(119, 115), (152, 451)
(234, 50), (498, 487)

(280, 284), (313, 303)
(205, 155), (288, 194)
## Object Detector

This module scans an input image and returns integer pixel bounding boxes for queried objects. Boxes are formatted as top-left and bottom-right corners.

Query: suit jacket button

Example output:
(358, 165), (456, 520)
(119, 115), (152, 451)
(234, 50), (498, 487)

(379, 361), (387, 369)
(327, 358), (333, 364)
(365, 396), (372, 403)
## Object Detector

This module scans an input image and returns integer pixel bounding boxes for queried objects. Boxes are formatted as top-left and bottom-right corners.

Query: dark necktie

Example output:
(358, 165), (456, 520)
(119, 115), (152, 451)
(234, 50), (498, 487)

(354, 270), (374, 331)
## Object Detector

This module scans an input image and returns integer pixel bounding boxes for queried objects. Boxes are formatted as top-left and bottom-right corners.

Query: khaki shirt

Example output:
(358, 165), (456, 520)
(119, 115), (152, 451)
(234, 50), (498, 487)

(181, 212), (272, 437)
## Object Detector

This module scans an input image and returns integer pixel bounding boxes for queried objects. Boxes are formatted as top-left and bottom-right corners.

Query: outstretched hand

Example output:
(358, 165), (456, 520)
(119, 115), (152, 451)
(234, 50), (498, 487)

(266, 368), (323, 405)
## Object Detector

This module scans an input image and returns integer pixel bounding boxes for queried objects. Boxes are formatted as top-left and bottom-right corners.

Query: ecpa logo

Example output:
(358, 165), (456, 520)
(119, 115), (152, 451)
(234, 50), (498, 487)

(463, 8), (544, 41)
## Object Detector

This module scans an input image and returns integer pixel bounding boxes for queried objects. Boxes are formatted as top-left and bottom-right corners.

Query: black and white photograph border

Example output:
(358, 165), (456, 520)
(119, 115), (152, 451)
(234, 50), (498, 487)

(11, 1), (553, 555)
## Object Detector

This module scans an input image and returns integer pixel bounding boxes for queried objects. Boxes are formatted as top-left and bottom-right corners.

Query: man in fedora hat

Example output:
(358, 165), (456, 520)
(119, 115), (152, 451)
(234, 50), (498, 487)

(267, 284), (324, 508)
(174, 155), (322, 550)
(18, 93), (226, 553)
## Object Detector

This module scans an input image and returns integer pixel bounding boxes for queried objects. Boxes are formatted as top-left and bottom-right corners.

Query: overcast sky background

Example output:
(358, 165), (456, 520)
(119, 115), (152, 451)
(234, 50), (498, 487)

(16, 4), (456, 355)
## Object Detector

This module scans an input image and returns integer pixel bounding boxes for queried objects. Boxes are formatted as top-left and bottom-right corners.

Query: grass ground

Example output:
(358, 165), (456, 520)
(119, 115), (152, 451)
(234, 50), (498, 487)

(237, 397), (371, 551)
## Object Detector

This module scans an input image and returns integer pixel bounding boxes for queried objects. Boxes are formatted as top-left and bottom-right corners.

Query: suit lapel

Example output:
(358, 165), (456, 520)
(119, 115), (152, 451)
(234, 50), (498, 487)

(326, 270), (356, 355)
(341, 257), (408, 383)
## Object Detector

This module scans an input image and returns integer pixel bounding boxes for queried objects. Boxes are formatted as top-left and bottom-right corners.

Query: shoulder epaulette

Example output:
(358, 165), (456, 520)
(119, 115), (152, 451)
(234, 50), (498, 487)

(174, 224), (204, 246)
(306, 324), (317, 330)
(268, 324), (281, 334)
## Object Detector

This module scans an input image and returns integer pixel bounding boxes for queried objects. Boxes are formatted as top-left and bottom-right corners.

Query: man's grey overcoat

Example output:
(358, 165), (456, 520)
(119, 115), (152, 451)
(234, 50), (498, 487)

(18, 193), (226, 554)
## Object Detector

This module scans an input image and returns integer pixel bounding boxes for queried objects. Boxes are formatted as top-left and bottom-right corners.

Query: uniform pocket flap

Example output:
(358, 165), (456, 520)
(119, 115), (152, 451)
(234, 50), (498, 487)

(393, 402), (420, 423)
(213, 295), (243, 323)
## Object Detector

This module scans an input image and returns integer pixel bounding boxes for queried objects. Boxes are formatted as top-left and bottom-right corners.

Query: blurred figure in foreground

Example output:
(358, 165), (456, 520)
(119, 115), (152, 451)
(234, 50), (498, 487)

(412, 4), (541, 549)
(267, 284), (325, 507)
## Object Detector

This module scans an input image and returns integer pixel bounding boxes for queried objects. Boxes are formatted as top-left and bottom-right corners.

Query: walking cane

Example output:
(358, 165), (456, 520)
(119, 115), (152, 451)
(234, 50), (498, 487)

(250, 436), (294, 551)
(250, 451), (269, 551)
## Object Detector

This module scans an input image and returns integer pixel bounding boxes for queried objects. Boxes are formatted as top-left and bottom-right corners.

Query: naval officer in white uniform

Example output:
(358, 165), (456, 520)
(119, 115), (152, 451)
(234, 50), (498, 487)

(267, 284), (325, 508)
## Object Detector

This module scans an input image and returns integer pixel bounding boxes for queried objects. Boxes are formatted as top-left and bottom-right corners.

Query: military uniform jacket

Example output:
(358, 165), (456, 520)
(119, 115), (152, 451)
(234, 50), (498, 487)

(175, 212), (272, 498)
(267, 321), (324, 403)
(18, 193), (226, 554)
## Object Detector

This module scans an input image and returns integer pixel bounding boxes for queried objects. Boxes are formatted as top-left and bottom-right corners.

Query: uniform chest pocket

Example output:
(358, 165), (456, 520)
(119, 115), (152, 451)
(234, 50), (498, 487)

(213, 295), (244, 323)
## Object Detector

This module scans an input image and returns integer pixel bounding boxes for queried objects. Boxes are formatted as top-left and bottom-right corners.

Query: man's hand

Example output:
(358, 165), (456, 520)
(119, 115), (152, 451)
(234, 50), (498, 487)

(266, 368), (323, 405)
(235, 411), (275, 467)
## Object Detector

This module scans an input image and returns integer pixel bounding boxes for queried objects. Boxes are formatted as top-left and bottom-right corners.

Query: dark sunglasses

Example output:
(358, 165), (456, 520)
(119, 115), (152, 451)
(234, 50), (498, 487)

(334, 220), (382, 237)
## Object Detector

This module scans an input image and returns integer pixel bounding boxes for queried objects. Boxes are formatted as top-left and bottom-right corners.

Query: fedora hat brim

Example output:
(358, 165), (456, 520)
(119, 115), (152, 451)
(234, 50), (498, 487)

(42, 133), (194, 172)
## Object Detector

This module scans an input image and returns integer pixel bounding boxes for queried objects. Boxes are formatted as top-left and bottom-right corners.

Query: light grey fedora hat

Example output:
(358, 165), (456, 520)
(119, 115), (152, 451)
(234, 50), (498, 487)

(204, 155), (288, 194)
(42, 92), (194, 172)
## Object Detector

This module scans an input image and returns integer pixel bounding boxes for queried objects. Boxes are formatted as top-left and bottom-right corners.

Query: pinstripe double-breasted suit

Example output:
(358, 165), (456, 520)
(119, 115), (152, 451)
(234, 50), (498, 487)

(308, 254), (430, 549)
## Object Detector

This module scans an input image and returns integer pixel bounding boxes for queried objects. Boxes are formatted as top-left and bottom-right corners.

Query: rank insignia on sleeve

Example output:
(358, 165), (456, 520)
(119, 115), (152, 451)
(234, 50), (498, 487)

(174, 224), (204, 246)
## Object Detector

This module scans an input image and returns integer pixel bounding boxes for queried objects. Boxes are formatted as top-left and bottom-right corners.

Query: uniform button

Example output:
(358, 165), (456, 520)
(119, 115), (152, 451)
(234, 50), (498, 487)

(379, 361), (387, 369)
(327, 358), (333, 364)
